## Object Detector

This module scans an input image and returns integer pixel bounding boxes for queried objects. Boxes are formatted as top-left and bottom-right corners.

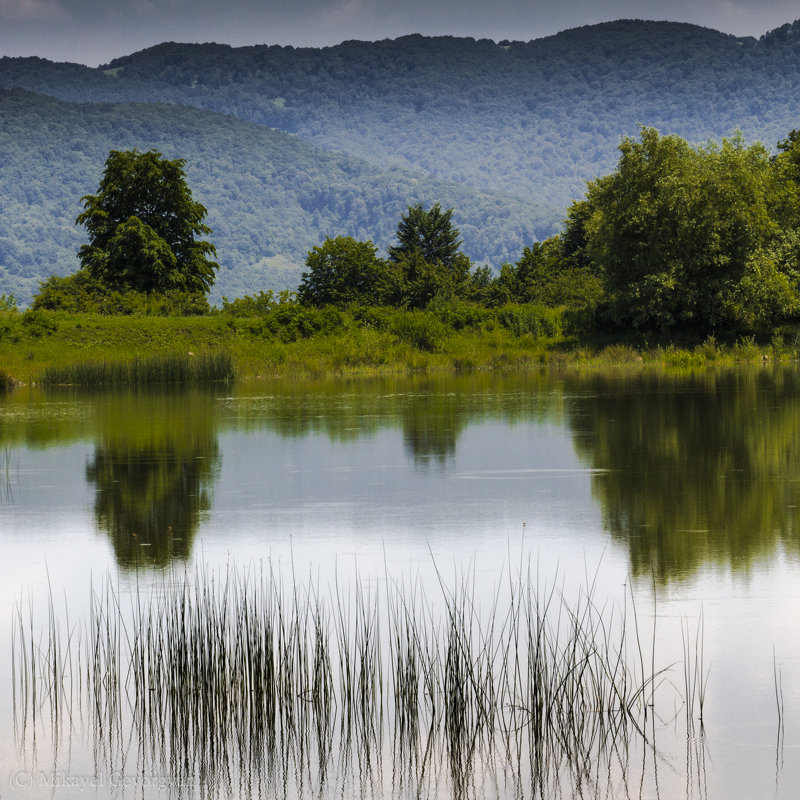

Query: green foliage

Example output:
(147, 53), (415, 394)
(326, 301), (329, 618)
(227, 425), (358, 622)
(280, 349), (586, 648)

(41, 351), (234, 386)
(496, 237), (604, 309)
(0, 293), (17, 312)
(496, 304), (563, 339)
(577, 127), (795, 333)
(426, 294), (492, 331)
(261, 303), (346, 343)
(31, 270), (210, 315)
(387, 204), (471, 308)
(220, 290), (280, 316)
(389, 203), (463, 268)
(390, 311), (447, 352)
(77, 149), (218, 294)
(21, 309), (58, 337)
(298, 237), (385, 307)
(351, 305), (395, 331)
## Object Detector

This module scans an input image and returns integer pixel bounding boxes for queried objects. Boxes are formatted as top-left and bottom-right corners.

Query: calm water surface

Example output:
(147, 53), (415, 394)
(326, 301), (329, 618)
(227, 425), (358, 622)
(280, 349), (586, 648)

(1, 369), (799, 799)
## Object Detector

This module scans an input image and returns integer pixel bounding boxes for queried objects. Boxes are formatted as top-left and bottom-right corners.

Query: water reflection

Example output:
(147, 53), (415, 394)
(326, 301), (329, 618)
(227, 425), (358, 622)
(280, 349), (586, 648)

(401, 386), (467, 465)
(565, 368), (800, 581)
(86, 390), (221, 568)
(4, 369), (800, 579)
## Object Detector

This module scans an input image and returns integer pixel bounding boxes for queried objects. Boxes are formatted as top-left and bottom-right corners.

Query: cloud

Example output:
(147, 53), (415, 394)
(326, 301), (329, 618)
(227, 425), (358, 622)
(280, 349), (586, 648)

(0, 0), (67, 20)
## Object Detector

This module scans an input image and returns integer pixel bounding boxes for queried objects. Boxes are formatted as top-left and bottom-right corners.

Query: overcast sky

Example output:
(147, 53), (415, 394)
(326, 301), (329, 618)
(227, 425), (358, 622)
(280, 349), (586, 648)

(1, 0), (799, 66)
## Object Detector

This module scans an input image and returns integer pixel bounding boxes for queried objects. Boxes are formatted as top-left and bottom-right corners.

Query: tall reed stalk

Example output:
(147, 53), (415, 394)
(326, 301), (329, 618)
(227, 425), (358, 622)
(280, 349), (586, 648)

(12, 562), (686, 798)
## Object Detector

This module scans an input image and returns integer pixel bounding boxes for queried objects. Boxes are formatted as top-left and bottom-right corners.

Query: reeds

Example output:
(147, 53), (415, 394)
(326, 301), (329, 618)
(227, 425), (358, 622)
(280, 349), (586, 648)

(40, 351), (234, 386)
(12, 562), (684, 798)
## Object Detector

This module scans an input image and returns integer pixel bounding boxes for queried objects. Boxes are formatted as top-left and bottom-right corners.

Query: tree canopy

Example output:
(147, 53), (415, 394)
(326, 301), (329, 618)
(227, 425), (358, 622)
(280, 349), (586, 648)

(297, 237), (385, 307)
(76, 148), (218, 294)
(569, 127), (800, 332)
(388, 203), (471, 307)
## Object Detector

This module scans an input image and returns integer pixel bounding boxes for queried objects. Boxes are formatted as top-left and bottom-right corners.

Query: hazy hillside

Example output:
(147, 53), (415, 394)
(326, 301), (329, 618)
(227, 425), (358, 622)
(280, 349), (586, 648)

(4, 19), (800, 207)
(4, 19), (800, 302)
(0, 89), (554, 304)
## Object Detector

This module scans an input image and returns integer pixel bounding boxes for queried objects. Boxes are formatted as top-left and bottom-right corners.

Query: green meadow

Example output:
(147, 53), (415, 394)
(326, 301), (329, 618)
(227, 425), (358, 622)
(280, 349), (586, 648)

(0, 304), (789, 387)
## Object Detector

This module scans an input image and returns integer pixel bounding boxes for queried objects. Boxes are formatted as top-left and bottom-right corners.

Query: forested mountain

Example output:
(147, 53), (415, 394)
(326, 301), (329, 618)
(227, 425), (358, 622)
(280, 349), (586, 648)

(0, 89), (552, 303)
(3, 18), (800, 302)
(5, 20), (800, 204)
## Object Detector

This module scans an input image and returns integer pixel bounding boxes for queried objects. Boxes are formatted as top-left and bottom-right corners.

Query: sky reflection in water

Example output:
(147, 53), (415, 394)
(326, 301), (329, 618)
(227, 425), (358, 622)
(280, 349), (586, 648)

(1, 369), (799, 798)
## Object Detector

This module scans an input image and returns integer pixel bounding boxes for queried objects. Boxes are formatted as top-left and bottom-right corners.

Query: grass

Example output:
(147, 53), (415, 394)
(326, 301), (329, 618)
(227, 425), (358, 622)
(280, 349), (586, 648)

(12, 561), (688, 798)
(40, 350), (234, 386)
(0, 308), (791, 387)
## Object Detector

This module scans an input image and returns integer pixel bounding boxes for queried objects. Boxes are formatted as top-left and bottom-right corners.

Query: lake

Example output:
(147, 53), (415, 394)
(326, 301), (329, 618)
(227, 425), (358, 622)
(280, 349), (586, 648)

(1, 368), (798, 799)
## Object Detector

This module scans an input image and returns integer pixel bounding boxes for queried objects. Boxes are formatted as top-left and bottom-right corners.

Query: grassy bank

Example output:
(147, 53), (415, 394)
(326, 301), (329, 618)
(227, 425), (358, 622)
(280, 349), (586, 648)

(0, 305), (794, 386)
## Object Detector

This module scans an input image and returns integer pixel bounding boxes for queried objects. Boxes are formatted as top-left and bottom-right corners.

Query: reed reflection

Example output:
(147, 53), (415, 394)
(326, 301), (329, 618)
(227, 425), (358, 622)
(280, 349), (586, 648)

(86, 389), (221, 568)
(565, 368), (800, 581)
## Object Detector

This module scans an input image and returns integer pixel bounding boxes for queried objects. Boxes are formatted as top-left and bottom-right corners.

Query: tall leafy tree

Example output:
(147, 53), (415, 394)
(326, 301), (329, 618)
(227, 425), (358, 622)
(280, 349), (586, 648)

(388, 203), (470, 307)
(298, 236), (386, 307)
(389, 203), (463, 268)
(579, 127), (788, 332)
(76, 149), (218, 294)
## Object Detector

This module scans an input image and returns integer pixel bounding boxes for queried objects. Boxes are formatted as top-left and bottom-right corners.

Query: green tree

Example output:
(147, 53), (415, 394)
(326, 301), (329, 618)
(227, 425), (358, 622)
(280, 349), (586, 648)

(388, 203), (470, 307)
(580, 127), (787, 332)
(510, 236), (603, 308)
(389, 203), (462, 268)
(298, 236), (385, 307)
(76, 149), (218, 294)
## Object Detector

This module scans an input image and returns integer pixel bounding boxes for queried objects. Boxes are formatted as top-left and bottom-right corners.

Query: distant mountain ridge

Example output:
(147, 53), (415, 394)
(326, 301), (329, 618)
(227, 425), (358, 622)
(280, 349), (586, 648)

(3, 19), (800, 302)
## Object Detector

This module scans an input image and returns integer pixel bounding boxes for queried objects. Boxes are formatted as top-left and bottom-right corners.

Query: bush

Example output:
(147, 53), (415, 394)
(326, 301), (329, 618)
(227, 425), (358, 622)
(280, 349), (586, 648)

(262, 303), (345, 342)
(427, 294), (491, 330)
(21, 309), (58, 337)
(496, 304), (562, 339)
(352, 305), (396, 331)
(220, 291), (278, 316)
(391, 311), (447, 352)
(31, 271), (210, 315)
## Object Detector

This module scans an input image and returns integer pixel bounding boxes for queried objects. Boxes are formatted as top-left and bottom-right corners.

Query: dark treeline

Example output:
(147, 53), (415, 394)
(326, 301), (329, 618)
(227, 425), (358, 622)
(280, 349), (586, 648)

(289, 125), (800, 339)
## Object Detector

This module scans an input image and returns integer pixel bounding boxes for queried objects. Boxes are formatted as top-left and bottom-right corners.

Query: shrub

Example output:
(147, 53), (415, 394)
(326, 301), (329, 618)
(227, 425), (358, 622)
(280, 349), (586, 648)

(496, 304), (562, 338)
(220, 291), (277, 316)
(391, 311), (447, 352)
(32, 271), (210, 316)
(262, 303), (345, 342)
(351, 305), (400, 332)
(427, 294), (491, 330)
(21, 309), (58, 337)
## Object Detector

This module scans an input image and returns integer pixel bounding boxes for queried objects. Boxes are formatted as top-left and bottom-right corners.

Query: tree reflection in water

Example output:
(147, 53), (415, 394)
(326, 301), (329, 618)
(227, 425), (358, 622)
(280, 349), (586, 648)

(565, 367), (800, 581)
(86, 388), (221, 568)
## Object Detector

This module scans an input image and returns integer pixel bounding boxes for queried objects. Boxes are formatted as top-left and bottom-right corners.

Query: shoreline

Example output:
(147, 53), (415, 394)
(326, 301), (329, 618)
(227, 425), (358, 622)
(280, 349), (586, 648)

(0, 308), (791, 387)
